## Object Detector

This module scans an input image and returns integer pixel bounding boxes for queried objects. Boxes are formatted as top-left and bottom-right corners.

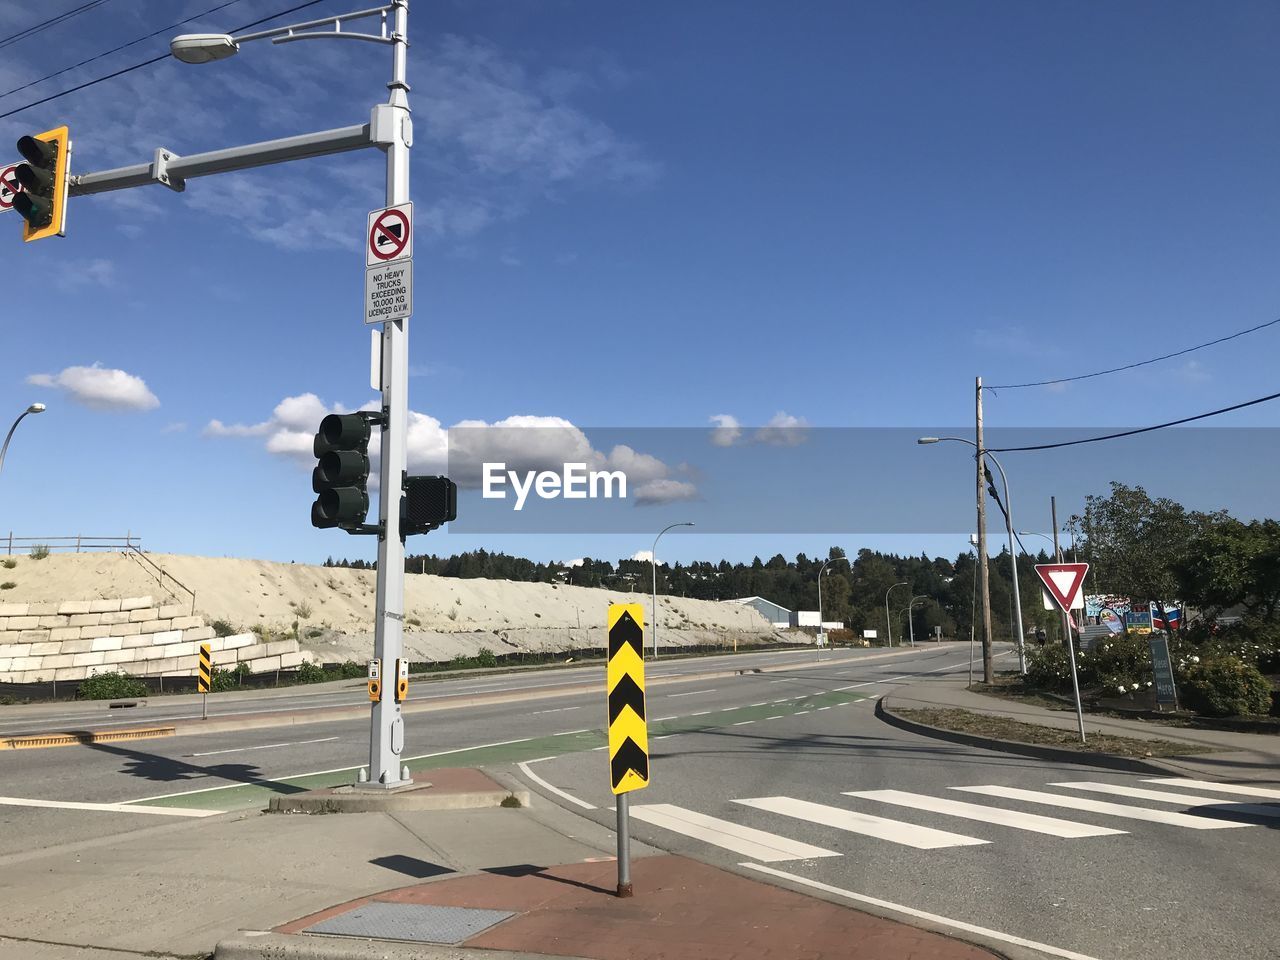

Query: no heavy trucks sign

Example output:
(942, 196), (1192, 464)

(364, 202), (413, 324)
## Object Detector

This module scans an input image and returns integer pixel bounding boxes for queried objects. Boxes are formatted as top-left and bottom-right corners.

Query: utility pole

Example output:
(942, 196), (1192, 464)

(369, 0), (413, 788)
(975, 376), (994, 682)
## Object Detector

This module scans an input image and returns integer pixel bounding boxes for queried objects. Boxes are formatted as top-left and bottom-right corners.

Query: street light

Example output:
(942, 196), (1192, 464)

(906, 594), (929, 647)
(651, 522), (693, 659)
(171, 1), (413, 789)
(817, 555), (851, 648)
(885, 581), (908, 647)
(918, 436), (1026, 674)
(0, 403), (46, 477)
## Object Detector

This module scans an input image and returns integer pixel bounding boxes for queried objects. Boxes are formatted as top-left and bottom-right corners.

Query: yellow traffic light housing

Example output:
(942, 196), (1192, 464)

(14, 126), (70, 242)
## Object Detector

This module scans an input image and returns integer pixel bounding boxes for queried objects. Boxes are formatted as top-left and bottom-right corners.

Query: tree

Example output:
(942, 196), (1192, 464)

(1081, 483), (1204, 603)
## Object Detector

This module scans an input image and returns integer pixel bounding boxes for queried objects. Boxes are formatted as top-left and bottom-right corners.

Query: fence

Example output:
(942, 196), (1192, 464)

(3, 533), (197, 616)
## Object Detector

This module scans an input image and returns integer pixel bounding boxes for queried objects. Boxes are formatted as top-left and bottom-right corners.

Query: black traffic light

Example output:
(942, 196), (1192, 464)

(13, 126), (69, 241)
(403, 476), (456, 536)
(311, 413), (374, 531)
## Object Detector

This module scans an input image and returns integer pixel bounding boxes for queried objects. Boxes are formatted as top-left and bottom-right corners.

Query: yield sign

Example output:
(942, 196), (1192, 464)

(1035, 563), (1089, 613)
(366, 202), (412, 266)
(0, 164), (21, 212)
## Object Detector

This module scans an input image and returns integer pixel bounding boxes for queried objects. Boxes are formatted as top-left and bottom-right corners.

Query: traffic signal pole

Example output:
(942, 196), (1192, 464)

(369, 0), (412, 788)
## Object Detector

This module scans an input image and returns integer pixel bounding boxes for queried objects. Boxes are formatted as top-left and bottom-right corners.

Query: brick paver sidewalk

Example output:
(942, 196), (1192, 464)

(281, 854), (997, 960)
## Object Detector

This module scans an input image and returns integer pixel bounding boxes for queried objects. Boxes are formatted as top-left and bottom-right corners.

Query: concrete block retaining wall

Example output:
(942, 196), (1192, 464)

(0, 596), (315, 683)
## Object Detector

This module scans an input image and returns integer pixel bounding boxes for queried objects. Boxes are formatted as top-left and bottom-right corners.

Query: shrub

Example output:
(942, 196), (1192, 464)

(476, 647), (498, 668)
(79, 671), (147, 700)
(337, 660), (366, 679)
(210, 666), (239, 692)
(1025, 643), (1075, 693)
(1077, 635), (1150, 691)
(294, 601), (312, 619)
(2, 558), (15, 568)
(29, 544), (49, 560)
(211, 619), (236, 638)
(296, 661), (328, 684)
(0, 582), (14, 590)
(306, 628), (324, 639)
(1179, 656), (1273, 717)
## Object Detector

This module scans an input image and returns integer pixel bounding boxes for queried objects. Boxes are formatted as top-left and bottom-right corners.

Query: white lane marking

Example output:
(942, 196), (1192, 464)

(817, 707), (831, 711)
(0, 796), (221, 818)
(187, 736), (340, 757)
(689, 711), (712, 716)
(530, 706), (582, 715)
(667, 688), (717, 698)
(653, 716), (677, 722)
(750, 702), (768, 707)
(517, 759), (595, 811)
(794, 711), (810, 716)
(631, 803), (840, 862)
(742, 864), (1105, 960)
(952, 786), (1250, 829)
(125, 734), (540, 804)
(1050, 782), (1280, 817)
(736, 797), (987, 849)
(765, 715), (783, 720)
(733, 720), (755, 726)
(1142, 778), (1280, 801)
(848, 790), (1126, 838)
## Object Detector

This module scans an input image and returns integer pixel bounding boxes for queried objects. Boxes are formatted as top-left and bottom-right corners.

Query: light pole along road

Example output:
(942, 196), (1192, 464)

(918, 436), (1026, 674)
(906, 594), (930, 647)
(0, 403), (46, 478)
(816, 555), (851, 648)
(158, 1), (415, 787)
(651, 521), (693, 659)
(884, 580), (908, 647)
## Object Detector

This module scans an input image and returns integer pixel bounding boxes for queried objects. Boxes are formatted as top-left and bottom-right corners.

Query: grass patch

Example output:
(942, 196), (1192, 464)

(896, 707), (1213, 758)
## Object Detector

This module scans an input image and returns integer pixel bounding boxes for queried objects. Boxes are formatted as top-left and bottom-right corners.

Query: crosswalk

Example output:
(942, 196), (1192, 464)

(630, 777), (1280, 862)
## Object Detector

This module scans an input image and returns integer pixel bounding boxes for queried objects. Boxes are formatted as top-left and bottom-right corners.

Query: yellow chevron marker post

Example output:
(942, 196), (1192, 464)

(607, 603), (648, 898)
(197, 643), (212, 720)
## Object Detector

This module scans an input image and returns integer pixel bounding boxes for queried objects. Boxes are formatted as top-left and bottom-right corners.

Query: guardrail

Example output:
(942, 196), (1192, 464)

(123, 545), (197, 616)
(4, 533), (141, 554)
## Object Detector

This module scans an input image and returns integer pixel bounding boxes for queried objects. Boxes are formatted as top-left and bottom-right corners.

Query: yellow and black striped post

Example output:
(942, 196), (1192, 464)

(198, 642), (212, 719)
(607, 603), (648, 898)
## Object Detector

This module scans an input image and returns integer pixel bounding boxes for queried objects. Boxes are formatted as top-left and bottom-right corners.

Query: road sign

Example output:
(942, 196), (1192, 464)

(365, 260), (412, 324)
(1035, 562), (1089, 613)
(1148, 635), (1178, 706)
(366, 202), (412, 266)
(607, 604), (649, 794)
(197, 643), (212, 693)
(0, 163), (20, 213)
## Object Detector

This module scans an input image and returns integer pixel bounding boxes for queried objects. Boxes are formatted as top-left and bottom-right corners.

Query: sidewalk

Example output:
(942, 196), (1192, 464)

(0, 767), (1000, 960)
(885, 673), (1280, 782)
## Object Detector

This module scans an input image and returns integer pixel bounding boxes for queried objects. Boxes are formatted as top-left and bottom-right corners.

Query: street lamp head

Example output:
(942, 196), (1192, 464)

(26, 403), (45, 414)
(171, 34), (239, 64)
(916, 437), (940, 445)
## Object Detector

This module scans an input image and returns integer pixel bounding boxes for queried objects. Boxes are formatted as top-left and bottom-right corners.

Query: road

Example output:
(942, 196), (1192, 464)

(2, 641), (1277, 960)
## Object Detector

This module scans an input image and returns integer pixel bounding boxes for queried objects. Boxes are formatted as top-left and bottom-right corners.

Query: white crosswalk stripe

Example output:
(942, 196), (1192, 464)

(1051, 781), (1280, 818)
(630, 803), (841, 862)
(846, 789), (1126, 838)
(1142, 778), (1280, 801)
(951, 785), (1250, 829)
(735, 796), (988, 849)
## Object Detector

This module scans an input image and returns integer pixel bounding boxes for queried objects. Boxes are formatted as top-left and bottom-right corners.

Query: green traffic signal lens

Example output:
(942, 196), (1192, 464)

(13, 192), (51, 227)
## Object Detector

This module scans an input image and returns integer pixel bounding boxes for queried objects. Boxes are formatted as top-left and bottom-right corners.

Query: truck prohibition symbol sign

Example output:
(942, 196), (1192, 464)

(0, 164), (21, 212)
(367, 202), (412, 266)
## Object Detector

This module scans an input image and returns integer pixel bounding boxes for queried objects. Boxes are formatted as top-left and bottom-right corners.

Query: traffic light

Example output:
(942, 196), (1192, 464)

(13, 126), (69, 242)
(311, 413), (373, 530)
(403, 476), (456, 535)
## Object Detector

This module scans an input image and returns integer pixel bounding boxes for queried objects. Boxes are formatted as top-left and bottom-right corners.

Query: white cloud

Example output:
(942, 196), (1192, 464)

(160, 422), (187, 434)
(27, 364), (159, 412)
(561, 557), (586, 568)
(630, 550), (654, 563)
(58, 259), (117, 291)
(633, 478), (699, 505)
(709, 414), (742, 447)
(753, 411), (809, 447)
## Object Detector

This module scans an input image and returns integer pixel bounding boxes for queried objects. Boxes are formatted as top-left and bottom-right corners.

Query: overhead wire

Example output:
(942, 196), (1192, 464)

(986, 316), (1280, 389)
(0, 0), (332, 121)
(0, 1), (111, 52)
(985, 389), (1280, 453)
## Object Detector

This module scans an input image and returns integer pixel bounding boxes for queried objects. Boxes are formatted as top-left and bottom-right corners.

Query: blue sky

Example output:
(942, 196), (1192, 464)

(1, 0), (1278, 567)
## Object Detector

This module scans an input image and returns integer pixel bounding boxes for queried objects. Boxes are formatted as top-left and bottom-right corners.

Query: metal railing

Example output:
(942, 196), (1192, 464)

(123, 545), (197, 616)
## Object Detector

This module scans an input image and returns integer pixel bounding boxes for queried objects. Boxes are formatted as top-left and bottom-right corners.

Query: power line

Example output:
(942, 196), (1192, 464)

(0, 1), (111, 52)
(986, 315), (1280, 389)
(0, 1), (249, 102)
(0, 0), (331, 122)
(986, 389), (1280, 453)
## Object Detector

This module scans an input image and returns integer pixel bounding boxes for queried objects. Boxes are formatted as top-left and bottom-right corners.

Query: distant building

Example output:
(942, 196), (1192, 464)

(725, 596), (791, 628)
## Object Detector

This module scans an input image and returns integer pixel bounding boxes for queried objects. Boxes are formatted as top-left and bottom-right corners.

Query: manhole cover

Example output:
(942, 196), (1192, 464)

(305, 902), (514, 944)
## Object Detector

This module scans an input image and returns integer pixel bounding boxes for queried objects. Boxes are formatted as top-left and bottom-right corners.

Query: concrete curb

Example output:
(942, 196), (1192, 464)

(875, 696), (1176, 775)
(268, 787), (531, 814)
(214, 930), (586, 960)
(174, 646), (928, 738)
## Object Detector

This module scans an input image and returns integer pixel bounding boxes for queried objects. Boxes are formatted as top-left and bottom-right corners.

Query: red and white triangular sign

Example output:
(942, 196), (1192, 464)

(1035, 563), (1089, 613)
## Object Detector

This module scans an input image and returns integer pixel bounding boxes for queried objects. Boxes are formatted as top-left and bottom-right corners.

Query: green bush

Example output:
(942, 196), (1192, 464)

(0, 582), (14, 590)
(475, 647), (498, 668)
(211, 620), (237, 638)
(1076, 634), (1150, 692)
(1025, 643), (1075, 693)
(79, 671), (147, 700)
(295, 661), (328, 683)
(1179, 656), (1273, 717)
(2, 558), (16, 569)
(209, 663), (252, 692)
(29, 544), (49, 560)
